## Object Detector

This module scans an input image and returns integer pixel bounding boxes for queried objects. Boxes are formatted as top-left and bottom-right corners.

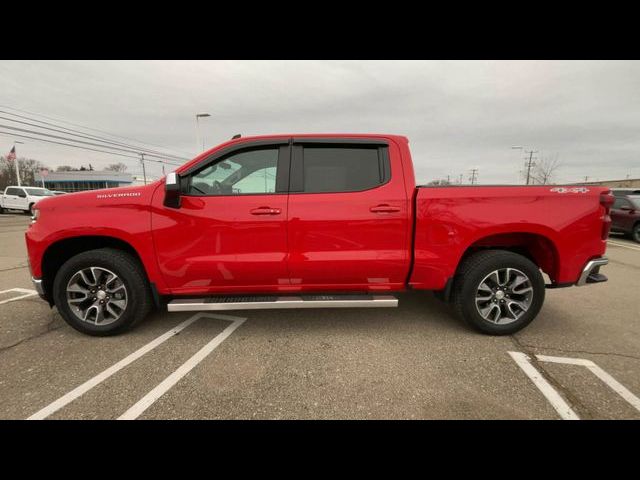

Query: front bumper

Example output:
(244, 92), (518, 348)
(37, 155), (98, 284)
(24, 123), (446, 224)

(576, 257), (609, 286)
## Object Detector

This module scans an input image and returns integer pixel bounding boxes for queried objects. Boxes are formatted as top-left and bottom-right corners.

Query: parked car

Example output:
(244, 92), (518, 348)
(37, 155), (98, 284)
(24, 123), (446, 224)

(25, 134), (613, 337)
(610, 193), (640, 242)
(0, 186), (55, 215)
(611, 188), (640, 197)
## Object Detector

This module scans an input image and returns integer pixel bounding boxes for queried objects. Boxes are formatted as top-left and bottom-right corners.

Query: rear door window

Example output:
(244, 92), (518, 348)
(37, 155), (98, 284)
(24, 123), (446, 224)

(294, 145), (390, 193)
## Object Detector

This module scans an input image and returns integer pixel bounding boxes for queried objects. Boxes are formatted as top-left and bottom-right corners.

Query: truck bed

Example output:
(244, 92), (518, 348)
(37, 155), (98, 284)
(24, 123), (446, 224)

(409, 184), (610, 290)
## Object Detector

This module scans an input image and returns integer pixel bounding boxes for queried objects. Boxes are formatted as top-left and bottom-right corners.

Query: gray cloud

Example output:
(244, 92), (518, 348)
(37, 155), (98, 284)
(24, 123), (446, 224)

(0, 60), (638, 184)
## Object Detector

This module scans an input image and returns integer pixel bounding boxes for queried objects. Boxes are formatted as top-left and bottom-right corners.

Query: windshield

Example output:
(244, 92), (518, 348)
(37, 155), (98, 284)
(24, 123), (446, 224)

(24, 188), (54, 196)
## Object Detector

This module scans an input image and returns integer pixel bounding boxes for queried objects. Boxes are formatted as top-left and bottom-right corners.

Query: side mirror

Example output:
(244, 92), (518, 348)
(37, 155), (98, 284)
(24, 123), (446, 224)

(164, 172), (181, 208)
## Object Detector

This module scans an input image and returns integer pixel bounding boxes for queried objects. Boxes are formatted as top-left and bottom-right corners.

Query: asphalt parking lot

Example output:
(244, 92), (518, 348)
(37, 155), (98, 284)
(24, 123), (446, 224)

(0, 213), (638, 420)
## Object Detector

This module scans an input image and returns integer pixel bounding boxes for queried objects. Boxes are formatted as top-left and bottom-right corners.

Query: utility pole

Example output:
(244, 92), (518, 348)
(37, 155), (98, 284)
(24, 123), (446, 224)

(458, 174), (463, 184)
(524, 150), (537, 185)
(446, 175), (451, 184)
(583, 176), (589, 183)
(469, 168), (478, 185)
(512, 146), (537, 185)
(140, 153), (147, 185)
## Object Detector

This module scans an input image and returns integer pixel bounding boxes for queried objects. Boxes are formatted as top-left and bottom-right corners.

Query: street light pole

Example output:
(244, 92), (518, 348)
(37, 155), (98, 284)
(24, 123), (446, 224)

(195, 113), (211, 152)
(140, 153), (147, 185)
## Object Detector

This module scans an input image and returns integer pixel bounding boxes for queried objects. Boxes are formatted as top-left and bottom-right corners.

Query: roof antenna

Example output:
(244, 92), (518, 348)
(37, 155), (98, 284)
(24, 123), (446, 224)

(232, 134), (241, 139)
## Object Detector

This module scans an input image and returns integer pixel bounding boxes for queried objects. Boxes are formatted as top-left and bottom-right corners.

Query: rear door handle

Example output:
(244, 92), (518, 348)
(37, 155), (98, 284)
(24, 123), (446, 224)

(250, 207), (281, 215)
(370, 204), (401, 213)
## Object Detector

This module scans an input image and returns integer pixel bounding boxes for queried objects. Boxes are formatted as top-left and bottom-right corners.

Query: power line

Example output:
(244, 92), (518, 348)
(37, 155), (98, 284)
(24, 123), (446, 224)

(0, 115), (186, 164)
(0, 112), (188, 162)
(0, 124), (182, 166)
(0, 105), (194, 158)
(0, 130), (178, 167)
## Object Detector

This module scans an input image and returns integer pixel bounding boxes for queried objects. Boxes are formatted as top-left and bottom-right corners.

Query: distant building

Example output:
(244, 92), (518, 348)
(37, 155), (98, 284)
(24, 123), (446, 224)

(34, 170), (133, 193)
(574, 178), (640, 188)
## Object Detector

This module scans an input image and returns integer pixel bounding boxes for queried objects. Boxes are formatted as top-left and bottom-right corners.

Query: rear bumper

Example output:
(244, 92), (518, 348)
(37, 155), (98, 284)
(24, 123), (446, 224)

(31, 277), (45, 296)
(576, 257), (609, 286)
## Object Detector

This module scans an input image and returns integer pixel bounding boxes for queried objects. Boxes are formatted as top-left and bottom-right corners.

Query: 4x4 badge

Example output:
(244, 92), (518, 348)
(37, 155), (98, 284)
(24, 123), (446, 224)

(550, 187), (590, 194)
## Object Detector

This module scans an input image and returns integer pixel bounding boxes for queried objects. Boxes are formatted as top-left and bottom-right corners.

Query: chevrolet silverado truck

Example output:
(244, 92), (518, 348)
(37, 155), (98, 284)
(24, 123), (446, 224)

(25, 134), (613, 336)
(1, 186), (54, 215)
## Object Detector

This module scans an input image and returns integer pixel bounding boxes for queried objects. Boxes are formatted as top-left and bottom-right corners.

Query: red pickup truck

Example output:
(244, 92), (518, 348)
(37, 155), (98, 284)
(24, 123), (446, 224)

(25, 134), (613, 336)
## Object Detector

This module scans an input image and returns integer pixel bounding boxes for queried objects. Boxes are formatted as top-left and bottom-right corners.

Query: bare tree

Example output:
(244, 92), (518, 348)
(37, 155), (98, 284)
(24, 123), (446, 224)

(0, 156), (49, 189)
(104, 162), (128, 172)
(531, 154), (561, 185)
(56, 165), (76, 172)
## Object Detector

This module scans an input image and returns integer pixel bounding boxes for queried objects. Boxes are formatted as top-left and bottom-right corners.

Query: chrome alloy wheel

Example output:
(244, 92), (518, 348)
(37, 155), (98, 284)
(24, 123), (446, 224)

(66, 267), (128, 325)
(474, 268), (533, 325)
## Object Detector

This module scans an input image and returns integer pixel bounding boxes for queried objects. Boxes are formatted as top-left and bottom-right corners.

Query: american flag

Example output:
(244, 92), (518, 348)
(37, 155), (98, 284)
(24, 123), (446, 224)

(6, 146), (16, 162)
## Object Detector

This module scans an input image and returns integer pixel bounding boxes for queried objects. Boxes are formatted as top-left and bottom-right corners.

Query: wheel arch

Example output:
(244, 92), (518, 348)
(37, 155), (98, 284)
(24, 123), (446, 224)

(457, 231), (560, 283)
(41, 235), (148, 306)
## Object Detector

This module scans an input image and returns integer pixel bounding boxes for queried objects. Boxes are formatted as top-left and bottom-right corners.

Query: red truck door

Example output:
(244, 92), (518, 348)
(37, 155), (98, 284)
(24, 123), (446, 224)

(152, 141), (291, 294)
(285, 138), (411, 292)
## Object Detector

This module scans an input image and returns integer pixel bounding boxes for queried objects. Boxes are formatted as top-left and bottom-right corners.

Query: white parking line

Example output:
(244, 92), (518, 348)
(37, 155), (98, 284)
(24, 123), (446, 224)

(508, 351), (579, 420)
(510, 351), (640, 419)
(607, 240), (640, 251)
(536, 354), (640, 413)
(28, 313), (204, 420)
(0, 288), (38, 305)
(118, 313), (246, 420)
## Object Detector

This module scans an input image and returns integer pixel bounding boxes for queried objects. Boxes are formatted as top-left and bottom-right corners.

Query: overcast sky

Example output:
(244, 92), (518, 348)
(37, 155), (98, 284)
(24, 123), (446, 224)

(0, 60), (638, 184)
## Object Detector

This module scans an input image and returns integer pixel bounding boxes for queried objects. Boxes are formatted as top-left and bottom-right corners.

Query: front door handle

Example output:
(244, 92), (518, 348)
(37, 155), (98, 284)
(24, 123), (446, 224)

(370, 204), (401, 213)
(250, 207), (281, 215)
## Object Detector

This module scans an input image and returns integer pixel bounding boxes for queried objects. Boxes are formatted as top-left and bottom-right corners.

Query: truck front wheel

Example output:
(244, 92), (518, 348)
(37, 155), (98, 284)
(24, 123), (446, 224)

(53, 248), (152, 336)
(453, 250), (545, 335)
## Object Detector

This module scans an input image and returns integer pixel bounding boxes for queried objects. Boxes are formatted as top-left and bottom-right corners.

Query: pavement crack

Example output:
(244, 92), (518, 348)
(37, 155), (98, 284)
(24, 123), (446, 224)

(0, 264), (29, 273)
(0, 315), (63, 354)
(509, 334), (594, 419)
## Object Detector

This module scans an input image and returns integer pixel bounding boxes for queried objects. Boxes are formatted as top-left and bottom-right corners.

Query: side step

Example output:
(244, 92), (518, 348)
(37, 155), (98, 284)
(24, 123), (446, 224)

(167, 294), (398, 312)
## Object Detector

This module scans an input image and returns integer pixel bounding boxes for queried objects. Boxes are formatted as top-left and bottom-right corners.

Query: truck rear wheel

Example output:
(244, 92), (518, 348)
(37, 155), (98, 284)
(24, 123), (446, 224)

(453, 250), (545, 335)
(53, 248), (152, 336)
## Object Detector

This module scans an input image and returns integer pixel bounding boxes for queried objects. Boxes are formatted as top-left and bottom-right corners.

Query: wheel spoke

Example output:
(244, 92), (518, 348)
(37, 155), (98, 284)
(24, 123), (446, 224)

(67, 267), (127, 327)
(475, 267), (534, 325)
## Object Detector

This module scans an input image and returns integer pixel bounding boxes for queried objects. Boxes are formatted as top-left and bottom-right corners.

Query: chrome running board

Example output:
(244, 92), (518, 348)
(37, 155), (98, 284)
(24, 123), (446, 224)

(167, 294), (398, 312)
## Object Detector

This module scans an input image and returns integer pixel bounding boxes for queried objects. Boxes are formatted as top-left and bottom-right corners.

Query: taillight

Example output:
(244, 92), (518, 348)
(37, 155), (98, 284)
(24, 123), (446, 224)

(600, 191), (614, 240)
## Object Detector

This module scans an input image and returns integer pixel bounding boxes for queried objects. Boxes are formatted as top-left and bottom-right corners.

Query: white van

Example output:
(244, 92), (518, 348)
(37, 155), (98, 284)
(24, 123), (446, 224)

(0, 186), (55, 215)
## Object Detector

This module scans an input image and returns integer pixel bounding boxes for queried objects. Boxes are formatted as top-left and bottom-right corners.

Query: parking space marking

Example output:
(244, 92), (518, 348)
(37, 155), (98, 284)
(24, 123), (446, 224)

(510, 351), (640, 419)
(119, 313), (246, 420)
(536, 354), (640, 413)
(508, 351), (579, 420)
(607, 240), (640, 252)
(27, 313), (206, 420)
(0, 288), (38, 305)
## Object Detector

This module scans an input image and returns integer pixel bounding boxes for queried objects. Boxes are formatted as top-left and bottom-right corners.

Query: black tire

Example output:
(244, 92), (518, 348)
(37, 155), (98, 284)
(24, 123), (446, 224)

(632, 223), (640, 244)
(453, 250), (545, 335)
(53, 248), (152, 336)
(27, 203), (35, 216)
